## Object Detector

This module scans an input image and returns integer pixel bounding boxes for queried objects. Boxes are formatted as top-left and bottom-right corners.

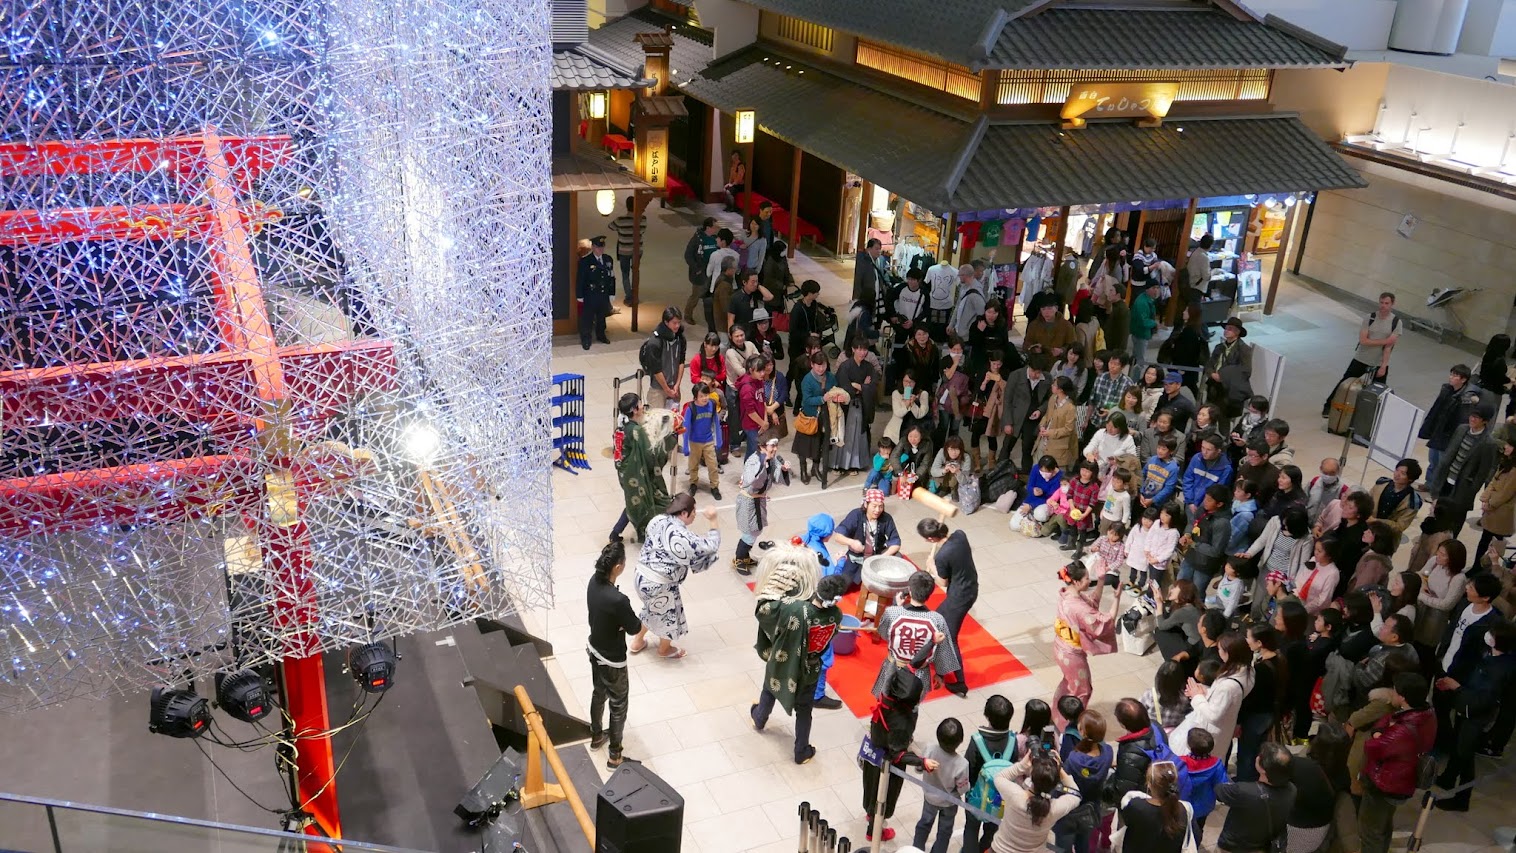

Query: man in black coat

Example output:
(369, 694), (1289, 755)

(1435, 620), (1516, 810)
(998, 352), (1052, 470)
(1418, 364), (1482, 491)
(577, 236), (615, 350)
(1427, 399), (1498, 536)
(853, 238), (883, 336)
(682, 217), (718, 323)
(1432, 574), (1504, 754)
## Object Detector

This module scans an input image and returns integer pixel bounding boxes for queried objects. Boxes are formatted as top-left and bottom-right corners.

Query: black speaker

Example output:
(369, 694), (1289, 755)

(595, 764), (683, 853)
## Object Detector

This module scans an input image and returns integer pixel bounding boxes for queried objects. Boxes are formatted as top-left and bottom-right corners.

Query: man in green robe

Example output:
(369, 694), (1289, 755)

(751, 566), (846, 765)
(614, 394), (674, 538)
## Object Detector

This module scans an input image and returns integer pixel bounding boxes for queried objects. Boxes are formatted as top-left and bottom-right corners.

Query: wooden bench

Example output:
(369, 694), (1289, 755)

(743, 191), (823, 247)
(662, 174), (695, 208)
(600, 133), (634, 157)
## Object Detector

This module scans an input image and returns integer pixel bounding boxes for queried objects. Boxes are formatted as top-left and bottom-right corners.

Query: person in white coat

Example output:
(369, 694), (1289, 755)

(1171, 631), (1254, 756)
(1083, 411), (1139, 478)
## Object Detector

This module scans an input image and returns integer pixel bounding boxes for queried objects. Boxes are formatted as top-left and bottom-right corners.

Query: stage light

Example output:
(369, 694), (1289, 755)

(350, 642), (397, 693)
(216, 670), (272, 723)
(401, 421), (441, 464)
(588, 91), (607, 120)
(149, 686), (212, 738)
(596, 189), (616, 216)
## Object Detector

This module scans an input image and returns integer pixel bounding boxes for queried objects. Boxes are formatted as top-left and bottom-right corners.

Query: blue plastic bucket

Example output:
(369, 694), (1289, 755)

(834, 614), (862, 655)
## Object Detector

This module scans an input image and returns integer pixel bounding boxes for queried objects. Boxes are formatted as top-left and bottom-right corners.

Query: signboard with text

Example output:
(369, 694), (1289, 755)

(638, 126), (668, 189)
(1061, 82), (1178, 128)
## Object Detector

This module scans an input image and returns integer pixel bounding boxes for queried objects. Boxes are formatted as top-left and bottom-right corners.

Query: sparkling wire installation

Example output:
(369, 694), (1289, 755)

(0, 0), (553, 712)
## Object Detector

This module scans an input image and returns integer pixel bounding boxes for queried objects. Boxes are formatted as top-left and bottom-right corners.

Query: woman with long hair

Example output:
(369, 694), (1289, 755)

(722, 149), (746, 211)
(1172, 630), (1255, 756)
(1037, 375), (1080, 470)
(1276, 599), (1314, 741)
(968, 350), (1009, 467)
(630, 493), (720, 659)
(968, 298), (1012, 376)
(1116, 760), (1192, 853)
(1165, 303), (1211, 395)
(1416, 538), (1469, 645)
(991, 753), (1082, 853)
(1052, 709), (1114, 853)
(1372, 570), (1421, 636)
(1051, 561), (1125, 727)
(1140, 660), (1193, 733)
(791, 351), (836, 487)
(1243, 505), (1314, 621)
(1153, 579), (1201, 665)
(1137, 364), (1164, 419)
(1234, 623), (1288, 781)
(1478, 333), (1512, 414)
(1255, 463), (1307, 532)
(1477, 436), (1516, 558)
(1286, 722), (1352, 852)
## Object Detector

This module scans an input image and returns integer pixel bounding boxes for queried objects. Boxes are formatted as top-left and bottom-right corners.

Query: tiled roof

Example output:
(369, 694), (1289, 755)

(680, 49), (1362, 212)
(682, 49), (969, 210)
(987, 9), (1345, 69)
(552, 146), (655, 193)
(950, 117), (1365, 211)
(738, 0), (1344, 69)
(551, 45), (655, 90)
(587, 8), (714, 89)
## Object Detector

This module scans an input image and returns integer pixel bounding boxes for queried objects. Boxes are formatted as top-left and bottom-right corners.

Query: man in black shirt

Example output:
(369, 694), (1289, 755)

(919, 518), (976, 695)
(586, 541), (643, 770)
(1217, 741), (1296, 852)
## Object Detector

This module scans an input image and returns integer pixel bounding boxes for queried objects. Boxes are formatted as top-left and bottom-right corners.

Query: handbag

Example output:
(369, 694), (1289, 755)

(794, 412), (819, 435)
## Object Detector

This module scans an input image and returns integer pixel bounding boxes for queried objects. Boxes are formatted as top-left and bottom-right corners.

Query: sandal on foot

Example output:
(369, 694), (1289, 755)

(658, 646), (687, 659)
(628, 639), (647, 655)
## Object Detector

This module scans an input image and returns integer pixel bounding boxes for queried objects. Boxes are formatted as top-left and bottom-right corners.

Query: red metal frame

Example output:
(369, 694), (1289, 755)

(0, 132), (387, 837)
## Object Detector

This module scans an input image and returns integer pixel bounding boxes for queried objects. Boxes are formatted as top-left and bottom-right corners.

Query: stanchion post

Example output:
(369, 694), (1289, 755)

(808, 808), (820, 852)
(797, 802), (810, 853)
(870, 762), (890, 853)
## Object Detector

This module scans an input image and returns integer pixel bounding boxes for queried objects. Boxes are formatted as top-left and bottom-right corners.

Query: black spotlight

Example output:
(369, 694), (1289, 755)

(349, 641), (397, 693)
(216, 670), (272, 723)
(149, 686), (212, 738)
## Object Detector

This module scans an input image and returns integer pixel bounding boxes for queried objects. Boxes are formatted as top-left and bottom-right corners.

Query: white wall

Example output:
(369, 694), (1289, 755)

(1374, 64), (1516, 172)
(692, 0), (758, 58)
(1247, 0), (1398, 50)
(1299, 160), (1516, 346)
(1458, 0), (1516, 56)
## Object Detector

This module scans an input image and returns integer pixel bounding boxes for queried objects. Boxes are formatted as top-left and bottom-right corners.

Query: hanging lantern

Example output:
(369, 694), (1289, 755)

(588, 91), (607, 120)
(596, 189), (616, 216)
(734, 109), (755, 144)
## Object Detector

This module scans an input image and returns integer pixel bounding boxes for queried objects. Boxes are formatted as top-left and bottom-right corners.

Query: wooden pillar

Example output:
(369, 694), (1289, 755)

(1166, 197), (1198, 325)
(788, 145), (801, 258)
(1264, 201), (1302, 316)
(630, 189), (644, 332)
(744, 138), (757, 218)
(1051, 206), (1072, 270)
(569, 190), (581, 329)
(856, 181), (873, 255)
(1128, 208), (1148, 305)
(943, 212), (958, 266)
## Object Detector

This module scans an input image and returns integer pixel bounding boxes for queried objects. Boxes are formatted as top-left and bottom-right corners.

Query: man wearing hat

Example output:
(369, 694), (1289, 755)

(1206, 317), (1254, 427)
(728, 269), (774, 337)
(1129, 275), (1158, 370)
(1426, 398), (1499, 536)
(577, 235), (616, 350)
(1153, 369), (1198, 433)
(749, 305), (785, 363)
(950, 263), (986, 343)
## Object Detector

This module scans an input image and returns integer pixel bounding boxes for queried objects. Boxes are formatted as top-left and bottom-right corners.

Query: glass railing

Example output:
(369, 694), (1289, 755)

(0, 792), (434, 853)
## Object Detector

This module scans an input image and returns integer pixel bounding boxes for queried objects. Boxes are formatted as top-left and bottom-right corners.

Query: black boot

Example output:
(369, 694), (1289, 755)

(799, 458), (812, 484)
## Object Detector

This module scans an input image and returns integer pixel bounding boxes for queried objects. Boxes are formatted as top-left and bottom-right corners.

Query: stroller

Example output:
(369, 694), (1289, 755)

(1115, 592), (1158, 656)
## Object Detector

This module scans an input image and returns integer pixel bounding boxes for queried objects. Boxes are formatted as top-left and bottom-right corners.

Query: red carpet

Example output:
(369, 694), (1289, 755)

(747, 581), (1032, 717)
(828, 586), (1032, 717)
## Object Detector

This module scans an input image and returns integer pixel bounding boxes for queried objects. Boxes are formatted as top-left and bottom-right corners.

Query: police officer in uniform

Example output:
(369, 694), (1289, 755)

(578, 235), (615, 350)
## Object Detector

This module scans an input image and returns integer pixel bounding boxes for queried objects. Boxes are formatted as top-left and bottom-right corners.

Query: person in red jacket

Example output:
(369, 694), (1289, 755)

(1357, 672), (1435, 853)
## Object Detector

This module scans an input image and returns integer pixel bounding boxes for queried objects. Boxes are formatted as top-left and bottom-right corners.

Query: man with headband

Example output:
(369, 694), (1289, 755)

(751, 545), (847, 764)
(830, 488), (902, 590)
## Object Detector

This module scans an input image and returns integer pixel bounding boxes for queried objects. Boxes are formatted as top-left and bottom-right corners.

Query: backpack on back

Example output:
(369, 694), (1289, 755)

(967, 732), (1016, 818)
(1140, 724), (1193, 801)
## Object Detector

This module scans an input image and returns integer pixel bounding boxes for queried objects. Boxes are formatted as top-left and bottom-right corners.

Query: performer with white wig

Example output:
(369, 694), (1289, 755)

(629, 493), (719, 660)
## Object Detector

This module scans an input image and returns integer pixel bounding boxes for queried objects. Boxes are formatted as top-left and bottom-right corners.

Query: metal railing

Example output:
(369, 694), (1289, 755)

(0, 791), (432, 853)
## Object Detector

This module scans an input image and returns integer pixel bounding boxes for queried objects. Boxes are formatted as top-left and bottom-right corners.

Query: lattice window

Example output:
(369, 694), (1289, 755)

(772, 14), (834, 53)
(856, 39), (982, 102)
(996, 68), (1272, 105)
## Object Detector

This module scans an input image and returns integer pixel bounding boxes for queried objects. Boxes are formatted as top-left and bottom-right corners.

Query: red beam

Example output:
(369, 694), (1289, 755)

(282, 651), (341, 838)
(0, 136), (293, 180)
(0, 203), (283, 245)
(0, 339), (397, 426)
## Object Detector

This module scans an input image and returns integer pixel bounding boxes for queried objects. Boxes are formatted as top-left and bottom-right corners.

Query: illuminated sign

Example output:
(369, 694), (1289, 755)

(1061, 82), (1178, 128)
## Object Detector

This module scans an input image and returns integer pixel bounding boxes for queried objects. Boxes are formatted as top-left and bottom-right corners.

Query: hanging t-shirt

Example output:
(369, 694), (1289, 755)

(1026, 216), (1042, 242)
(980, 219), (1004, 248)
(956, 220), (984, 253)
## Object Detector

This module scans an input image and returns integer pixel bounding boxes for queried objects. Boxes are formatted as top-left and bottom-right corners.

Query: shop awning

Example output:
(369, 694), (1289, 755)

(682, 49), (973, 210)
(552, 44), (656, 91)
(586, 8), (714, 90)
(552, 146), (655, 193)
(951, 117), (1367, 211)
(682, 48), (1364, 212)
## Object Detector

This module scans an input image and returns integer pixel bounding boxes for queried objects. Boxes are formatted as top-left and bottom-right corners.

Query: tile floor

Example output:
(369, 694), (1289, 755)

(534, 193), (1512, 851)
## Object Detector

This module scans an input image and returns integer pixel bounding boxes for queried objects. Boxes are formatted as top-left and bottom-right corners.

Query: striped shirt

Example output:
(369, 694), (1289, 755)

(609, 213), (646, 257)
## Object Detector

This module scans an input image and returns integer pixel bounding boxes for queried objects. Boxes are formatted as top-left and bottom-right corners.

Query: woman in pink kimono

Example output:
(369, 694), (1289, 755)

(1051, 560), (1125, 727)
